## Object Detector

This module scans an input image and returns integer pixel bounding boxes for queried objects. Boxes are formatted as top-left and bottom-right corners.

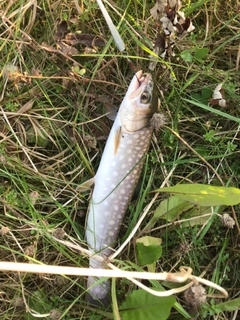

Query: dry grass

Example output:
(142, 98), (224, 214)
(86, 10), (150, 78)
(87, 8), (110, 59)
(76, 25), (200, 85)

(0, 0), (240, 319)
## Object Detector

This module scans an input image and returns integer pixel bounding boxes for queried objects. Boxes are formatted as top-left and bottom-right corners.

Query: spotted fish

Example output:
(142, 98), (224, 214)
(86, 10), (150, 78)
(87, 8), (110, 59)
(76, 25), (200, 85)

(85, 70), (159, 307)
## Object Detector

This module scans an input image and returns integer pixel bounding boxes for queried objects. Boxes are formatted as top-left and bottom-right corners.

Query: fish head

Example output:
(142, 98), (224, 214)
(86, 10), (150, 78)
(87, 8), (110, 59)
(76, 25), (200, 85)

(120, 70), (159, 132)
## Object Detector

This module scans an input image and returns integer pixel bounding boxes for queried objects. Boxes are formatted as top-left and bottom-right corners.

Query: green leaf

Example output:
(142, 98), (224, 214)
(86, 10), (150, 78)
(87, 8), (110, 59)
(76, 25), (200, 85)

(136, 236), (162, 266)
(120, 289), (175, 320)
(136, 236), (162, 246)
(194, 48), (209, 60)
(191, 93), (202, 101)
(213, 298), (240, 312)
(153, 196), (194, 223)
(181, 205), (214, 227)
(155, 184), (240, 206)
(180, 50), (193, 62)
(145, 196), (215, 228)
(202, 87), (212, 99)
(183, 98), (240, 123)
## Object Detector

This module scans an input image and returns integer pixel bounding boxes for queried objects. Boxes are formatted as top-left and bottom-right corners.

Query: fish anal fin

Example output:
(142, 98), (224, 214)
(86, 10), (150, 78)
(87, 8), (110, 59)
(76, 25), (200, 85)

(114, 126), (122, 155)
(76, 177), (95, 193)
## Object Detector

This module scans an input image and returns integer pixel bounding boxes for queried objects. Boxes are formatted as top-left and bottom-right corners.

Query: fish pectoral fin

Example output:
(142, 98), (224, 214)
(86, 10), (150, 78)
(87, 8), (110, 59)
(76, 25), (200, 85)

(114, 126), (122, 155)
(76, 177), (95, 193)
(104, 104), (118, 121)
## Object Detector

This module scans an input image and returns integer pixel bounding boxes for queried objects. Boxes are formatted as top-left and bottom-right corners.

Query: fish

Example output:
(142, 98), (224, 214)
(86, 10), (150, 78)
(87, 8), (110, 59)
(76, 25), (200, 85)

(85, 70), (159, 307)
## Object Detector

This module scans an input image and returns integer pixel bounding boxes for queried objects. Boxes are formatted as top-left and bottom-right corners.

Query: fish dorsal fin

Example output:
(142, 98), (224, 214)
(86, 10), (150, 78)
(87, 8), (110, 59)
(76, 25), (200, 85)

(114, 126), (122, 155)
(76, 177), (95, 193)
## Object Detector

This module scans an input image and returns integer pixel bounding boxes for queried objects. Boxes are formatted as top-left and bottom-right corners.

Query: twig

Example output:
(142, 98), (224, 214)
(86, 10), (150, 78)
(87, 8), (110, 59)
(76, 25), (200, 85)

(0, 262), (228, 299)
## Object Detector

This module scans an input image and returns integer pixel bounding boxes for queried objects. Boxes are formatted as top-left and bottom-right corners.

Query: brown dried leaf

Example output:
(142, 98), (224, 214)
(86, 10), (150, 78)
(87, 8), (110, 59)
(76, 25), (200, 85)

(184, 284), (206, 310)
(83, 134), (97, 150)
(209, 84), (229, 107)
(54, 20), (68, 40)
(49, 309), (62, 320)
(166, 3), (178, 22)
(2, 63), (31, 85)
(65, 33), (106, 47)
(32, 68), (42, 77)
(151, 113), (166, 132)
(24, 244), (35, 257)
(57, 41), (79, 55)
(29, 191), (39, 206)
(53, 228), (65, 240)
(2, 63), (19, 80)
(16, 99), (34, 115)
(150, 0), (168, 19)
(84, 47), (97, 54)
(0, 226), (10, 236)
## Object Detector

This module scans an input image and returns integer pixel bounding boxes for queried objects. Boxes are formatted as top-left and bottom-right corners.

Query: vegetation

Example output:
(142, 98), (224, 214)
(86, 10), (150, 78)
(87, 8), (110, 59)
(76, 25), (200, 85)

(0, 0), (239, 319)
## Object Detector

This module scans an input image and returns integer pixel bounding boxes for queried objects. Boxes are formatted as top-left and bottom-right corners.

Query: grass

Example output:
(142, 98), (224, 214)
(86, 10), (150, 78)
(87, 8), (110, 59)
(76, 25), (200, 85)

(0, 0), (240, 319)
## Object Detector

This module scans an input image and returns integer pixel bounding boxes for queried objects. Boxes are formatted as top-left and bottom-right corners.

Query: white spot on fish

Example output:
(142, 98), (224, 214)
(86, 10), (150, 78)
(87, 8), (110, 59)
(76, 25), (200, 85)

(109, 220), (115, 225)
(104, 201), (109, 206)
(120, 189), (126, 194)
(113, 171), (118, 177)
(117, 214), (122, 219)
(108, 231), (114, 237)
(121, 163), (126, 169)
(127, 149), (132, 154)
(104, 211), (110, 216)
(111, 183), (116, 189)
(119, 155), (124, 160)
(128, 157), (133, 162)
(114, 205), (119, 211)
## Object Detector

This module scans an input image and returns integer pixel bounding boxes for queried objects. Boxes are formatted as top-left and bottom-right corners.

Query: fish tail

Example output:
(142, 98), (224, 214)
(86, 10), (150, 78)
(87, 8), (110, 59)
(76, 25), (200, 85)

(86, 257), (111, 308)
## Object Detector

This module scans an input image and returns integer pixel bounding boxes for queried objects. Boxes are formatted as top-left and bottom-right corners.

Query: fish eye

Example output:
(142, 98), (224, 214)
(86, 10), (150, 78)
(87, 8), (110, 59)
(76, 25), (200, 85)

(140, 91), (151, 104)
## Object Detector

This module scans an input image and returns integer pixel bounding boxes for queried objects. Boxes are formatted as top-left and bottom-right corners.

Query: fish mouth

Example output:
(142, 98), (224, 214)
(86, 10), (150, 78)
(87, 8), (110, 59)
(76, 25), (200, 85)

(129, 70), (151, 99)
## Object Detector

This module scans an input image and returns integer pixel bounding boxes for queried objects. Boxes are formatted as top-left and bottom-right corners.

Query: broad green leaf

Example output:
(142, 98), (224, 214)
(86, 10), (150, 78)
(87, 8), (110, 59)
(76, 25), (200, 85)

(136, 236), (162, 247)
(180, 50), (193, 62)
(136, 242), (162, 266)
(145, 196), (194, 230)
(202, 87), (212, 99)
(181, 205), (213, 227)
(194, 48), (209, 60)
(155, 184), (240, 206)
(155, 196), (194, 222)
(120, 289), (175, 320)
(213, 298), (240, 312)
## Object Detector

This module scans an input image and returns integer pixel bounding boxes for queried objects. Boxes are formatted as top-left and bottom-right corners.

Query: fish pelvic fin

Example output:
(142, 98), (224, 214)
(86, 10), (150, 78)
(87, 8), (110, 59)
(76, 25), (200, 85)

(114, 126), (122, 155)
(76, 177), (95, 193)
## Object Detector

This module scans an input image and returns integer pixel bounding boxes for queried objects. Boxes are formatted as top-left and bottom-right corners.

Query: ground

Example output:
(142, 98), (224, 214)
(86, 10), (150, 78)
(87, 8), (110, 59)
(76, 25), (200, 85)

(0, 0), (240, 319)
